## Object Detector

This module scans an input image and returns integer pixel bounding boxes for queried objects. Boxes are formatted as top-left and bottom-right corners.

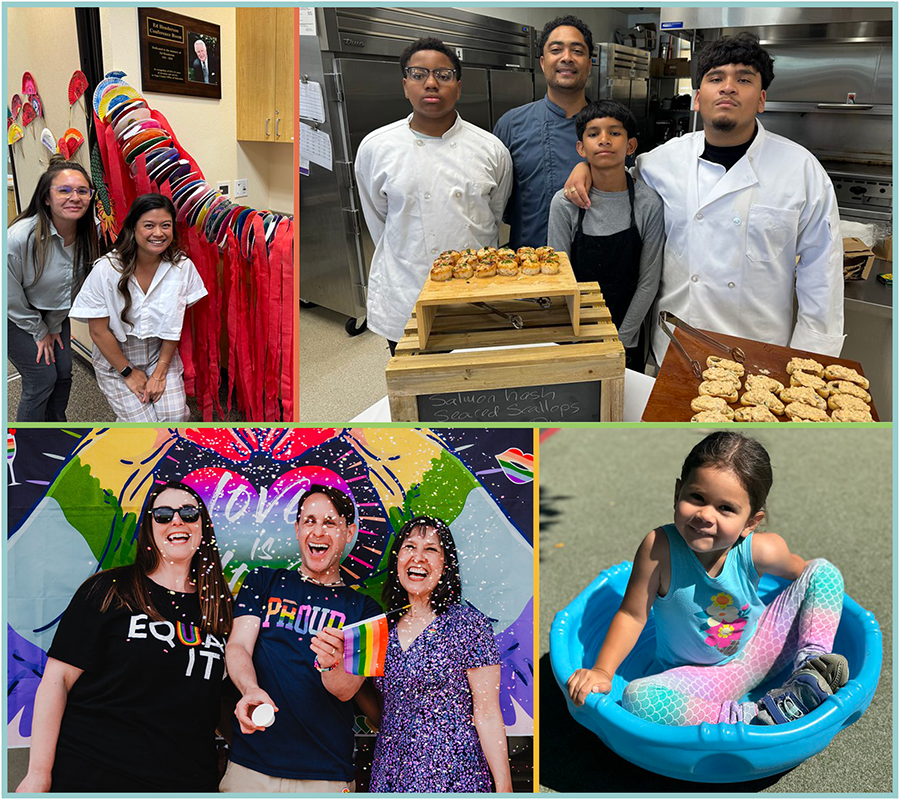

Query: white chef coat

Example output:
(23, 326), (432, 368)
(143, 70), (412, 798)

(633, 120), (845, 361)
(70, 253), (207, 342)
(354, 113), (513, 342)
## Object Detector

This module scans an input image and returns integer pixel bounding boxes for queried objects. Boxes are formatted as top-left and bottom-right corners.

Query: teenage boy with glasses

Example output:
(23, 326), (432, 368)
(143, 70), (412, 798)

(354, 37), (512, 355)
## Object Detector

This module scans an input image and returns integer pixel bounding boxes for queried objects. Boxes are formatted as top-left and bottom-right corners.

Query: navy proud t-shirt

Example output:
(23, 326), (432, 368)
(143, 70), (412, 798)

(48, 572), (227, 792)
(229, 567), (381, 781)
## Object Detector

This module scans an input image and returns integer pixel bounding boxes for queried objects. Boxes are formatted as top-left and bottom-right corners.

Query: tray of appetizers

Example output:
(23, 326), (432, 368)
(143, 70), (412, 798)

(415, 247), (580, 349)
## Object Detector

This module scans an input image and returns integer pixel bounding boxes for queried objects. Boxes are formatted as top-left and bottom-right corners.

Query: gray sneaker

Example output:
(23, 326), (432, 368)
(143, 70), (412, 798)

(754, 653), (849, 725)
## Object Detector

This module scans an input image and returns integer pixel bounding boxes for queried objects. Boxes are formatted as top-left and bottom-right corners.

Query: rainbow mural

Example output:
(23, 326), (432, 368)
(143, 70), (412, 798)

(6, 427), (534, 746)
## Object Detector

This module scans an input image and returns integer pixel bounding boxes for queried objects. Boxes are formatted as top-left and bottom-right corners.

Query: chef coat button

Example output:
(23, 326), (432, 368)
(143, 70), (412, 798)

(695, 212), (703, 220)
(691, 275), (699, 282)
(727, 281), (736, 289)
(454, 191), (462, 198)
(733, 217), (741, 225)
(450, 142), (457, 148)
(424, 193), (431, 200)
(416, 140), (424, 147)
(431, 247), (439, 254)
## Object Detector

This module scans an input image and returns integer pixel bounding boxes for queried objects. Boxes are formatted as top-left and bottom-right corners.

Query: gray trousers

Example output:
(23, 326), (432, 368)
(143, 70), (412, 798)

(8, 318), (72, 422)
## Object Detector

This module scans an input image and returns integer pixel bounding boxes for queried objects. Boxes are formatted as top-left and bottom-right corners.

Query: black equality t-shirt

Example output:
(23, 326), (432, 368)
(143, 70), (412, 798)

(48, 572), (227, 792)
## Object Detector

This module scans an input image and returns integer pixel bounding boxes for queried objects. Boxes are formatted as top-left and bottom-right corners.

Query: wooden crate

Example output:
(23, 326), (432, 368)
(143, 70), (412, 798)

(415, 251), (580, 349)
(386, 283), (624, 422)
(644, 327), (879, 421)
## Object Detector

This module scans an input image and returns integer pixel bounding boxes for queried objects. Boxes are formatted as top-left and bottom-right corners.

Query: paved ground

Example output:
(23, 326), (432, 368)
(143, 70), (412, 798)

(539, 427), (893, 793)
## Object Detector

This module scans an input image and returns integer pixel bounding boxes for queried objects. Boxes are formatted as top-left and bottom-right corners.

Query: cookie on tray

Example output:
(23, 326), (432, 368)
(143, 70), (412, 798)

(701, 366), (742, 387)
(706, 356), (745, 377)
(733, 405), (779, 422)
(690, 396), (735, 419)
(740, 389), (785, 416)
(779, 386), (827, 411)
(744, 374), (785, 395)
(831, 407), (874, 422)
(691, 411), (734, 423)
(698, 380), (739, 404)
(789, 371), (828, 396)
(784, 402), (830, 422)
(823, 380), (872, 403)
(827, 393), (871, 413)
(823, 364), (869, 390)
(785, 357), (824, 377)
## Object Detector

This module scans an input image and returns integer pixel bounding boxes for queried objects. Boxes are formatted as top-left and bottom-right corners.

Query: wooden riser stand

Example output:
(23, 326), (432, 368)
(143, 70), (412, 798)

(386, 282), (625, 422)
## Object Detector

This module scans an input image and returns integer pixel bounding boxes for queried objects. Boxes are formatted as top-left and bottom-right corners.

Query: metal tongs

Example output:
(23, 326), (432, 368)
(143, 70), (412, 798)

(472, 302), (524, 329)
(658, 311), (746, 380)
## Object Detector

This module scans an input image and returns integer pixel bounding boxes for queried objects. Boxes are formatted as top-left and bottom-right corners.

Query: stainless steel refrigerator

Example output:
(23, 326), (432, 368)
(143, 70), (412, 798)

(300, 7), (535, 333)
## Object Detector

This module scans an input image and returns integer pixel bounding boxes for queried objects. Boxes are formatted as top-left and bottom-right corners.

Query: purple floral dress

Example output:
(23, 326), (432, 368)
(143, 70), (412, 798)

(369, 603), (501, 792)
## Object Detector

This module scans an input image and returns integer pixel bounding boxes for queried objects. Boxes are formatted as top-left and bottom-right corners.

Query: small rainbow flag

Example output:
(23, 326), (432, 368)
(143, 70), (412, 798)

(494, 447), (534, 484)
(342, 613), (389, 676)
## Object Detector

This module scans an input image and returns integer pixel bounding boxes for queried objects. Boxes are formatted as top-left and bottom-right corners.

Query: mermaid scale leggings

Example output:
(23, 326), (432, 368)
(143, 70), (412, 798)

(622, 559), (844, 725)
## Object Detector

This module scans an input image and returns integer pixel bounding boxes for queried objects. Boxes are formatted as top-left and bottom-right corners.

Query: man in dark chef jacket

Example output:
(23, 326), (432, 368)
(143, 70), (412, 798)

(564, 33), (844, 361)
(494, 15), (594, 249)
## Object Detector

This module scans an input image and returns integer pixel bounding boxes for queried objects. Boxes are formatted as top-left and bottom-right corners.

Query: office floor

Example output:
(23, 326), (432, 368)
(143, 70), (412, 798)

(298, 304), (390, 423)
(538, 427), (892, 794)
(7, 357), (244, 423)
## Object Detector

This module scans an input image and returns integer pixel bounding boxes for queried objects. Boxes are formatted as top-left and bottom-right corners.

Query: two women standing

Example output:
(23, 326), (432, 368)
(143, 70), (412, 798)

(8, 159), (205, 422)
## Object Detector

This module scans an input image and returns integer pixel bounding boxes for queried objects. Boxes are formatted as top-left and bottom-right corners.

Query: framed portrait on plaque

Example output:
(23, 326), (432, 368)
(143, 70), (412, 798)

(139, 8), (221, 99)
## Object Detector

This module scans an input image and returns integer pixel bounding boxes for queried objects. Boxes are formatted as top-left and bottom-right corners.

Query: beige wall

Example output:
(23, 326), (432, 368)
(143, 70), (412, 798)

(100, 7), (292, 213)
(5, 7), (292, 216)
(6, 7), (85, 218)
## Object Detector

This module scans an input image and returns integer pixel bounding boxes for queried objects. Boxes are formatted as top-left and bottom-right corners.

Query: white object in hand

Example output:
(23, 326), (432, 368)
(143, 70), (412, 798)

(251, 703), (275, 728)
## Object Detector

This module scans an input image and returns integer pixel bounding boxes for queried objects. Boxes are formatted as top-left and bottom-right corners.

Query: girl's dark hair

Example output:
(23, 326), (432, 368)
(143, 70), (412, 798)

(110, 193), (183, 329)
(695, 33), (775, 90)
(295, 484), (356, 523)
(382, 516), (461, 616)
(680, 432), (773, 516)
(11, 154), (99, 289)
(90, 480), (233, 637)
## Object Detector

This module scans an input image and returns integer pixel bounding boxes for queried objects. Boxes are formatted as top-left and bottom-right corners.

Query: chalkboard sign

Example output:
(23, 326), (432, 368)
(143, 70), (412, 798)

(416, 382), (601, 422)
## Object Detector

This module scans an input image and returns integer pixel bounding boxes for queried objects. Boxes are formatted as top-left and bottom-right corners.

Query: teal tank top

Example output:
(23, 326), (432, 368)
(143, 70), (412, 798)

(652, 524), (765, 671)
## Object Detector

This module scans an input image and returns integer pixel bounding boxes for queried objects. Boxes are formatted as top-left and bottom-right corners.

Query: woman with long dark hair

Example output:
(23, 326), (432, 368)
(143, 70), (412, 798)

(7, 155), (98, 421)
(70, 193), (206, 421)
(16, 480), (233, 794)
(369, 516), (513, 793)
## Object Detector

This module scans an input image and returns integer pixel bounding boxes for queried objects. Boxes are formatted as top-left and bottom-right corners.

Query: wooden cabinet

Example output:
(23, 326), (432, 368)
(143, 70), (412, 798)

(236, 7), (294, 143)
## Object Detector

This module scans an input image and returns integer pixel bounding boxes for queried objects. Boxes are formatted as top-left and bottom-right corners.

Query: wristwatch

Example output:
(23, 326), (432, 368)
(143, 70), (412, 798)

(120, 364), (133, 378)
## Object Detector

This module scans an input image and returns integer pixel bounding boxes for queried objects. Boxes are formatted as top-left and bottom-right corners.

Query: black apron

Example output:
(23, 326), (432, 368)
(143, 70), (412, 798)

(570, 173), (646, 370)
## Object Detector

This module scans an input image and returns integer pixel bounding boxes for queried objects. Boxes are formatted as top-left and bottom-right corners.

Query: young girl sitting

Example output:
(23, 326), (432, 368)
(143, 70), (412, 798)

(568, 431), (848, 726)
(71, 193), (206, 422)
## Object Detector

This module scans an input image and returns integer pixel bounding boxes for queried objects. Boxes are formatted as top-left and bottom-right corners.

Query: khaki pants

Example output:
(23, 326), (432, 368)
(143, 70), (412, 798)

(220, 760), (355, 793)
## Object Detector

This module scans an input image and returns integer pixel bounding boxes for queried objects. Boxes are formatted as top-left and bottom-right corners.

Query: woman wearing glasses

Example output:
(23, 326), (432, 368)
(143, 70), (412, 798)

(7, 155), (98, 421)
(70, 193), (206, 421)
(16, 481), (233, 794)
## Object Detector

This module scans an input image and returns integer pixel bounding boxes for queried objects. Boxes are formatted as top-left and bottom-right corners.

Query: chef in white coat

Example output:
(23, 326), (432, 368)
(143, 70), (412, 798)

(355, 37), (512, 354)
(565, 33), (844, 361)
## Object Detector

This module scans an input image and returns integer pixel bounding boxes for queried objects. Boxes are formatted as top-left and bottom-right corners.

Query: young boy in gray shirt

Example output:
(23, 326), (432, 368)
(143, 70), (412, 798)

(548, 100), (664, 371)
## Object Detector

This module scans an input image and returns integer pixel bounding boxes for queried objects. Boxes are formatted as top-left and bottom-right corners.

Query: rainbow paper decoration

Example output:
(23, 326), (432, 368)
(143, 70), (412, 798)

(494, 447), (534, 484)
(342, 614), (389, 677)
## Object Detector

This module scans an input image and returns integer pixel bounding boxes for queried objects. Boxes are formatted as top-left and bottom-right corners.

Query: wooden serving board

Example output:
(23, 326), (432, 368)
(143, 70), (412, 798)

(642, 327), (878, 422)
(415, 251), (580, 349)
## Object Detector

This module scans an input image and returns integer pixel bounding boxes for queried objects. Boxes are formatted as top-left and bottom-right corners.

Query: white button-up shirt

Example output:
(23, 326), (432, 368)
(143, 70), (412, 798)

(70, 253), (207, 342)
(355, 113), (513, 341)
(634, 120), (845, 360)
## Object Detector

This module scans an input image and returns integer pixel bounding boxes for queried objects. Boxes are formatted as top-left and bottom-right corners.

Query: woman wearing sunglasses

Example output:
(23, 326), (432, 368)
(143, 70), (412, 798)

(70, 193), (206, 422)
(16, 481), (233, 793)
(8, 155), (98, 421)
